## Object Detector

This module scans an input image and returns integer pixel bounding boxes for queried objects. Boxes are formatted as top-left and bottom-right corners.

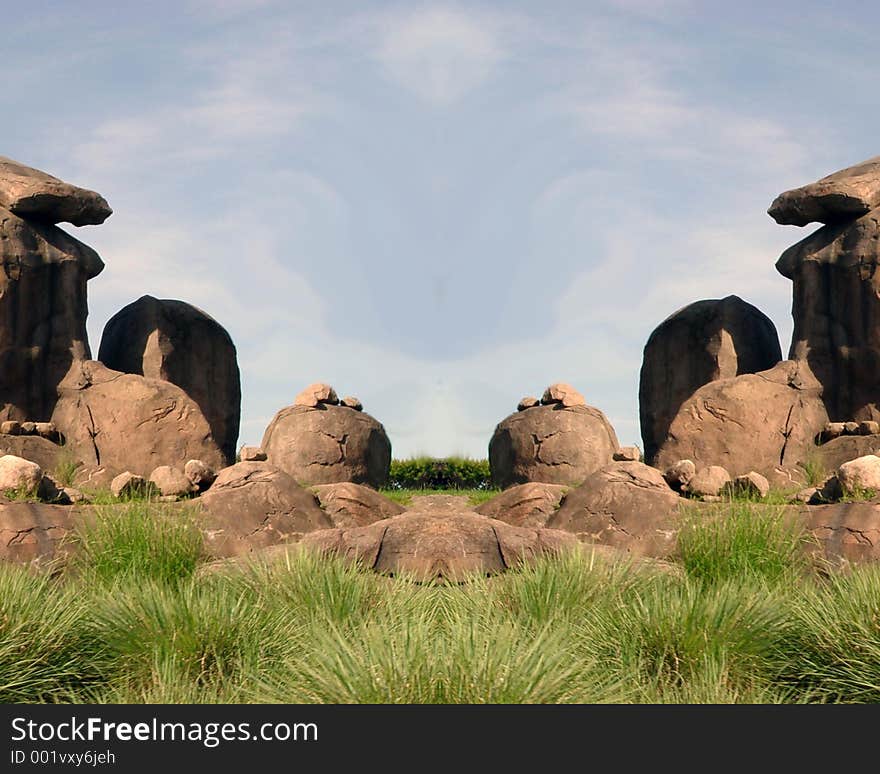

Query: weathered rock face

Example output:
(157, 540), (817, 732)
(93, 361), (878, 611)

(475, 482), (569, 528)
(261, 404), (391, 488)
(51, 360), (224, 477)
(768, 155), (880, 226)
(98, 296), (241, 464)
(837, 455), (880, 494)
(303, 511), (576, 582)
(311, 481), (405, 527)
(0, 455), (42, 495)
(0, 156), (112, 226)
(654, 360), (829, 480)
(817, 435), (880, 473)
(0, 435), (65, 473)
(0, 500), (80, 567)
(197, 461), (331, 558)
(639, 296), (782, 463)
(489, 404), (619, 489)
(547, 461), (683, 558)
(0, 208), (104, 422)
(777, 209), (880, 424)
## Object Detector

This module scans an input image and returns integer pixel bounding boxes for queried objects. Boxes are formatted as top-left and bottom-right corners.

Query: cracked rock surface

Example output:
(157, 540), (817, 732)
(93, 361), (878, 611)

(261, 403), (391, 488)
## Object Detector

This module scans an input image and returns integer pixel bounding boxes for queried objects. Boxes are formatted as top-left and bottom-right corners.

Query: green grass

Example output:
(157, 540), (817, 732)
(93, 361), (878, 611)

(5, 500), (880, 703)
(380, 488), (499, 507)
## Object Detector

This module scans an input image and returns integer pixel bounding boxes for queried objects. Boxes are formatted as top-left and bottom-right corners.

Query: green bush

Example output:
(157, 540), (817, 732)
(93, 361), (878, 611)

(386, 456), (492, 490)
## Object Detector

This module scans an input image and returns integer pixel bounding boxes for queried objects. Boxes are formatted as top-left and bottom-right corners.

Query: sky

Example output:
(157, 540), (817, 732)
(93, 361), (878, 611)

(5, 0), (879, 457)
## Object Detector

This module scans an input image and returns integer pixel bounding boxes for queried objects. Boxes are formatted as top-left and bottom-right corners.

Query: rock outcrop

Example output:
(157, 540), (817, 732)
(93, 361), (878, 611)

(474, 482), (569, 528)
(489, 387), (619, 489)
(98, 296), (241, 464)
(311, 482), (405, 527)
(639, 296), (782, 463)
(654, 360), (829, 480)
(262, 390), (391, 488)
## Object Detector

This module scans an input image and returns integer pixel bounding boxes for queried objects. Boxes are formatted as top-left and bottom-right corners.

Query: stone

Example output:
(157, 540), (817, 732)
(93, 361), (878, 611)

(293, 382), (338, 408)
(663, 459), (697, 492)
(546, 461), (682, 559)
(0, 435), (64, 472)
(860, 421), (880, 436)
(1, 421), (21, 435)
(340, 396), (363, 411)
(52, 360), (224, 477)
(73, 465), (118, 491)
(517, 396), (540, 411)
(541, 382), (587, 407)
(777, 210), (880, 424)
(614, 446), (641, 462)
(149, 466), (195, 498)
(302, 510), (577, 582)
(184, 459), (216, 491)
(793, 487), (818, 504)
(639, 296), (782, 463)
(800, 499), (880, 567)
(239, 445), (267, 462)
(726, 472), (770, 499)
(34, 422), (59, 443)
(20, 422), (36, 435)
(768, 155), (880, 226)
(98, 296), (241, 464)
(822, 422), (846, 441)
(0, 455), (42, 495)
(837, 455), (880, 495)
(197, 461), (332, 559)
(812, 474), (843, 504)
(110, 472), (152, 500)
(311, 481), (405, 527)
(687, 466), (732, 498)
(815, 435), (880, 473)
(37, 473), (67, 504)
(0, 155), (112, 226)
(0, 208), (103, 423)
(489, 403), (619, 489)
(474, 482), (569, 528)
(261, 403), (391, 488)
(62, 487), (86, 504)
(845, 422), (860, 435)
(655, 360), (829, 480)
(0, 500), (80, 567)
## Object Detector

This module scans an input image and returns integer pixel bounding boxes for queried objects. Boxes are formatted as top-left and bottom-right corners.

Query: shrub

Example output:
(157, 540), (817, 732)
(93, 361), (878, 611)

(386, 456), (492, 490)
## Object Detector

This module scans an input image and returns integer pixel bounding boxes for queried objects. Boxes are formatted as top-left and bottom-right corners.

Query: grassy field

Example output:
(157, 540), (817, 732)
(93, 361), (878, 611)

(3, 499), (880, 703)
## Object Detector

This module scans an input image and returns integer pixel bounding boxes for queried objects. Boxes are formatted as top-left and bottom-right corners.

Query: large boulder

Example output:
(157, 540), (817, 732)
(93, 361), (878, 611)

(311, 481), (405, 527)
(654, 360), (829, 480)
(768, 155), (880, 226)
(639, 296), (782, 463)
(0, 435), (65, 473)
(0, 155), (112, 226)
(0, 207), (103, 422)
(475, 482), (569, 528)
(51, 360), (224, 477)
(547, 461), (683, 558)
(817, 435), (880, 473)
(0, 455), (42, 495)
(98, 296), (241, 464)
(0, 500), (80, 567)
(777, 208), (880, 424)
(197, 461), (332, 558)
(261, 402), (391, 488)
(489, 401), (619, 489)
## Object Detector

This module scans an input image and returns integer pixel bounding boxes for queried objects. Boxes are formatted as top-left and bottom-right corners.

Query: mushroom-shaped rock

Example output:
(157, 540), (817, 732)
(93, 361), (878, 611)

(52, 360), (225, 477)
(488, 402), (619, 489)
(0, 155), (112, 226)
(768, 155), (880, 226)
(546, 461), (683, 559)
(261, 403), (391, 488)
(475, 482), (569, 528)
(302, 510), (577, 582)
(311, 481), (405, 527)
(197, 461), (332, 559)
(654, 360), (829, 480)
(98, 296), (241, 465)
(639, 296), (782, 464)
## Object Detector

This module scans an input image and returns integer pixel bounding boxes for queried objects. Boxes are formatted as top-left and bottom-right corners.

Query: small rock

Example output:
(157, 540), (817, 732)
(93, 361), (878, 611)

(239, 445), (267, 462)
(34, 422), (60, 443)
(613, 446), (641, 462)
(20, 422), (36, 435)
(541, 382), (586, 407)
(663, 459), (696, 491)
(157, 495), (180, 503)
(0, 421), (21, 436)
(340, 396), (363, 411)
(62, 487), (87, 504)
(517, 396), (540, 411)
(822, 422), (846, 442)
(149, 466), (195, 498)
(110, 471), (151, 499)
(184, 459), (216, 491)
(792, 487), (818, 504)
(0, 455), (43, 495)
(845, 422), (860, 435)
(725, 471), (770, 499)
(838, 455), (880, 495)
(687, 465), (732, 498)
(293, 382), (338, 408)
(859, 421), (880, 436)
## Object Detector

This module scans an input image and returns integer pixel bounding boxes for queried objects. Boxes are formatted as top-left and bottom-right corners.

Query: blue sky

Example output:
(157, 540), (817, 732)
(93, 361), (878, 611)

(6, 1), (879, 456)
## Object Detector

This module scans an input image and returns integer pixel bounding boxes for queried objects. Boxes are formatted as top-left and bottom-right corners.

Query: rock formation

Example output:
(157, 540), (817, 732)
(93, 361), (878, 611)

(311, 482), (405, 527)
(639, 296), (781, 463)
(474, 482), (569, 528)
(489, 385), (619, 489)
(262, 386), (391, 488)
(98, 295), (241, 464)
